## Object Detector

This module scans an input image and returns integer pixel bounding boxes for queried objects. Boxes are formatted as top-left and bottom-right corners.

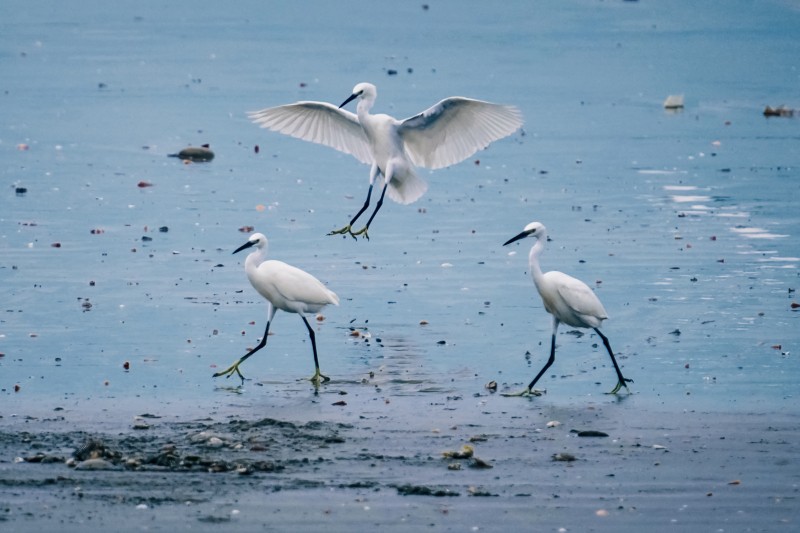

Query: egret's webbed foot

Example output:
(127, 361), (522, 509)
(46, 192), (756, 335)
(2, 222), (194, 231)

(213, 360), (248, 385)
(607, 378), (633, 395)
(501, 387), (545, 398)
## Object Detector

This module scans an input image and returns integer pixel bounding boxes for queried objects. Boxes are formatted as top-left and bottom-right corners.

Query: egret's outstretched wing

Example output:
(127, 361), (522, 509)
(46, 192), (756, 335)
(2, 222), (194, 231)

(399, 97), (523, 169)
(249, 102), (373, 165)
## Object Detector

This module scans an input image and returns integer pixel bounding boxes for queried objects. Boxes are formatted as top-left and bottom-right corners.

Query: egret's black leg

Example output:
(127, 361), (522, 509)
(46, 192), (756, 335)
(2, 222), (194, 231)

(329, 184), (374, 239)
(352, 182), (388, 241)
(525, 331), (557, 391)
(213, 320), (271, 385)
(503, 319), (559, 397)
(302, 316), (330, 385)
(594, 328), (632, 394)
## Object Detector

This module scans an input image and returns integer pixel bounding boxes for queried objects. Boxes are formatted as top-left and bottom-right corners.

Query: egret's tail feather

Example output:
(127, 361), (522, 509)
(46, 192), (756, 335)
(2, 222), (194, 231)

(328, 289), (340, 306)
(386, 171), (428, 205)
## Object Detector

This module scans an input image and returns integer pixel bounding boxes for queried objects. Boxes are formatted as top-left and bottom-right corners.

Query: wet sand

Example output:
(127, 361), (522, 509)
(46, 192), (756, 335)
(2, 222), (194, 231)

(2, 386), (799, 531)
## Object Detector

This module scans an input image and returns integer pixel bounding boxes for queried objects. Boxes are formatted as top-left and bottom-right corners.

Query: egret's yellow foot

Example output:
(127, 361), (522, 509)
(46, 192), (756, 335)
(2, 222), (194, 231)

(328, 225), (356, 240)
(308, 369), (331, 386)
(606, 378), (633, 395)
(350, 226), (370, 240)
(501, 387), (544, 397)
(213, 360), (247, 384)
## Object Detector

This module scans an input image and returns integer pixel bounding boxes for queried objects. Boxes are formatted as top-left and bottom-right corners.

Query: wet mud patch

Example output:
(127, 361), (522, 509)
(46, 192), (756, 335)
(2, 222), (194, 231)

(5, 417), (351, 477)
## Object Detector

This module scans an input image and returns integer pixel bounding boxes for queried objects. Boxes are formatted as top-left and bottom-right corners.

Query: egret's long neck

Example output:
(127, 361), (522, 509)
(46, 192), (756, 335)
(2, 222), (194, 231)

(357, 97), (374, 120)
(244, 246), (266, 279)
(528, 238), (546, 288)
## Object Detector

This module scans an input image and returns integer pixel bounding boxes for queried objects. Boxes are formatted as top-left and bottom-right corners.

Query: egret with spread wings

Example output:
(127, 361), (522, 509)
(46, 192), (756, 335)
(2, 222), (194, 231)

(249, 82), (523, 240)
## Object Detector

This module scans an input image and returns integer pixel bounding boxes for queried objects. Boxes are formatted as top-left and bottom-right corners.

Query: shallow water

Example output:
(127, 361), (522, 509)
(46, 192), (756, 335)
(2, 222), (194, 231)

(1, 1), (799, 528)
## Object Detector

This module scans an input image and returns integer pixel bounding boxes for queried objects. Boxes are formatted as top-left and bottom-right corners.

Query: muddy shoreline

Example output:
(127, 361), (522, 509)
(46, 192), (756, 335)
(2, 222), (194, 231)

(2, 390), (798, 531)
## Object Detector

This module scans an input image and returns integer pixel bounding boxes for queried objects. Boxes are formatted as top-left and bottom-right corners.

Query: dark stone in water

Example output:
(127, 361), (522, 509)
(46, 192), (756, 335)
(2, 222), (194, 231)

(169, 145), (215, 162)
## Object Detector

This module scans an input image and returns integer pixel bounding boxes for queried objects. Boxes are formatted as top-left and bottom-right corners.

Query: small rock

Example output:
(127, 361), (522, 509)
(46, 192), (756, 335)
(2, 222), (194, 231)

(575, 430), (609, 438)
(74, 458), (119, 471)
(442, 445), (473, 459)
(469, 457), (493, 469)
(169, 145), (215, 162)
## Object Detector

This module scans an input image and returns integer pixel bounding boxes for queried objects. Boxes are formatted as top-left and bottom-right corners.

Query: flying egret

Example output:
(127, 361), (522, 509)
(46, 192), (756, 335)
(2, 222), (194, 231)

(249, 82), (523, 240)
(502, 222), (632, 396)
(213, 232), (339, 386)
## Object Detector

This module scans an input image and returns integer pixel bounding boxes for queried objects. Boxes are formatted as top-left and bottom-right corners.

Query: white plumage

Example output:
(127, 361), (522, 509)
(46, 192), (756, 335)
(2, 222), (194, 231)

(503, 222), (632, 396)
(249, 82), (523, 239)
(213, 232), (338, 386)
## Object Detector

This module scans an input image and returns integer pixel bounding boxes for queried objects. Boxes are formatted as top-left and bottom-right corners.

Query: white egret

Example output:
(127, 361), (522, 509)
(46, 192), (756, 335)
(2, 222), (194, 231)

(213, 232), (339, 386)
(502, 222), (632, 396)
(249, 82), (523, 240)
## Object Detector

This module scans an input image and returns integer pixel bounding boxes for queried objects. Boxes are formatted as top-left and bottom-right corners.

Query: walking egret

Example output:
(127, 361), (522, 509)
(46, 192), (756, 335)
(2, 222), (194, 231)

(213, 233), (339, 386)
(502, 222), (632, 396)
(249, 82), (523, 240)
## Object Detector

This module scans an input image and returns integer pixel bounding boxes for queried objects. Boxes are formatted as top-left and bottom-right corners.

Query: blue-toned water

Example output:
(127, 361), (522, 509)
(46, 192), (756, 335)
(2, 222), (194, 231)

(3, 1), (799, 417)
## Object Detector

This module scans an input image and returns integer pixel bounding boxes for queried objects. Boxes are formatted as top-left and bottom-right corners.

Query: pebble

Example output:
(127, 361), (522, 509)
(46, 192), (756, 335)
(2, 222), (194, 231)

(74, 458), (119, 470)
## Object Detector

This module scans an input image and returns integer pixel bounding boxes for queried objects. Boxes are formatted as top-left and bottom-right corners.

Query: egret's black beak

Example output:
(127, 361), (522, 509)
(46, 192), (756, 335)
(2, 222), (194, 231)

(339, 93), (358, 109)
(503, 230), (531, 246)
(233, 240), (256, 254)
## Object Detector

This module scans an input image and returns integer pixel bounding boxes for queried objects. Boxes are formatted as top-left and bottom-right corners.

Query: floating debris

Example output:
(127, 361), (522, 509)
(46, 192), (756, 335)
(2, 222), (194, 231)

(663, 94), (684, 109)
(552, 452), (576, 462)
(763, 105), (794, 118)
(168, 144), (215, 162)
